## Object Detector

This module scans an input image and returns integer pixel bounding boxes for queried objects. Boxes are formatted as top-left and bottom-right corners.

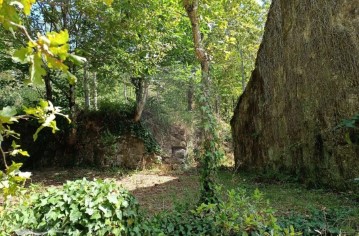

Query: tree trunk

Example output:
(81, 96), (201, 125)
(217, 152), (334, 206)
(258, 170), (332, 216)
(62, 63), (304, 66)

(240, 48), (246, 91)
(92, 72), (98, 111)
(183, 0), (218, 203)
(215, 95), (221, 115)
(187, 75), (194, 111)
(132, 77), (149, 122)
(83, 65), (90, 110)
(44, 73), (53, 102)
(123, 83), (128, 103)
(69, 84), (76, 119)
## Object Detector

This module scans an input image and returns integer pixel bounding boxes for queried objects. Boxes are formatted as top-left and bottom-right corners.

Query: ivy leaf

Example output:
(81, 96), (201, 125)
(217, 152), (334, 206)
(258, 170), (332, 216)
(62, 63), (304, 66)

(107, 194), (117, 204)
(69, 208), (82, 222)
(30, 53), (46, 85)
(12, 47), (31, 64)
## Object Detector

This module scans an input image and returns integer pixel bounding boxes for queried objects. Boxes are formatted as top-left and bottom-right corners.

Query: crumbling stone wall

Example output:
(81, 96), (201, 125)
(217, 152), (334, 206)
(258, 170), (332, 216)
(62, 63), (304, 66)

(231, 0), (359, 188)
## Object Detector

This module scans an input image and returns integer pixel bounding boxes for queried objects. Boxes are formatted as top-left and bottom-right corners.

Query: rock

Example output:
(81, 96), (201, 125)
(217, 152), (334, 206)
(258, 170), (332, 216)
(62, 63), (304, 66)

(231, 0), (359, 188)
(172, 146), (187, 160)
(109, 135), (146, 169)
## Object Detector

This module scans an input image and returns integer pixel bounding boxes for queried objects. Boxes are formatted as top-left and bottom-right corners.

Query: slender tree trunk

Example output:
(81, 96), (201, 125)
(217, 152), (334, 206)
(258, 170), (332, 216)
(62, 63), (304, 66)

(240, 48), (246, 91)
(123, 83), (128, 103)
(83, 65), (90, 110)
(69, 84), (76, 119)
(184, 0), (218, 203)
(187, 76), (194, 111)
(92, 72), (98, 111)
(215, 95), (221, 115)
(131, 77), (149, 122)
(44, 73), (53, 102)
(224, 97), (228, 117)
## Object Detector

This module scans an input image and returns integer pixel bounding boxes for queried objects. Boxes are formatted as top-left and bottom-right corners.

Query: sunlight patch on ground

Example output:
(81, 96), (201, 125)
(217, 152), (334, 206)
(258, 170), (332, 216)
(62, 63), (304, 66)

(117, 174), (178, 191)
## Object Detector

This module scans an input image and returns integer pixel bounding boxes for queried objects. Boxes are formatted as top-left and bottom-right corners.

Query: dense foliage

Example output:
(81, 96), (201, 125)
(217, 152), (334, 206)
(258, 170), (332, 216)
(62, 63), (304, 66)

(0, 179), (140, 235)
(1, 182), (300, 236)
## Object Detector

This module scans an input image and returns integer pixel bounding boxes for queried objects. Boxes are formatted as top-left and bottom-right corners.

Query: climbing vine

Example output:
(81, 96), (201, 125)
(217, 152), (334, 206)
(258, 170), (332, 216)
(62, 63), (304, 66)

(183, 0), (223, 203)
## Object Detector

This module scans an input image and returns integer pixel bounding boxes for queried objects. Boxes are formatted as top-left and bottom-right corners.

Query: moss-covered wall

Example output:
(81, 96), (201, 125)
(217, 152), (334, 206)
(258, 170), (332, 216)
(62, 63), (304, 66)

(231, 0), (359, 188)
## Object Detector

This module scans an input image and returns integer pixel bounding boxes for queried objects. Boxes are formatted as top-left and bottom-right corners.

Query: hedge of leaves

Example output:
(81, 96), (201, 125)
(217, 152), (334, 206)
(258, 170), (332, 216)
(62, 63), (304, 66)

(0, 179), (140, 236)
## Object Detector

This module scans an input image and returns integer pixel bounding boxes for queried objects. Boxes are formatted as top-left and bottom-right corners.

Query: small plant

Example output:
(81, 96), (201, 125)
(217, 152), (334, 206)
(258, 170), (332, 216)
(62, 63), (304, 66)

(1, 179), (140, 235)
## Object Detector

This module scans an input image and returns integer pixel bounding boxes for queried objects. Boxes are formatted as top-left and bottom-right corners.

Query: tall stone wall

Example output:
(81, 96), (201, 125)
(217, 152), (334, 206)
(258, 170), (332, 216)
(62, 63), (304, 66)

(231, 0), (359, 188)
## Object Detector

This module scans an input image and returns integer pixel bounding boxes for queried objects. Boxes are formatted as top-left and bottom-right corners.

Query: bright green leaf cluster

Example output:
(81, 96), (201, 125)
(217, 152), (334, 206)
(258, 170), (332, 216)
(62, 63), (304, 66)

(0, 162), (31, 198)
(11, 30), (86, 85)
(24, 100), (70, 141)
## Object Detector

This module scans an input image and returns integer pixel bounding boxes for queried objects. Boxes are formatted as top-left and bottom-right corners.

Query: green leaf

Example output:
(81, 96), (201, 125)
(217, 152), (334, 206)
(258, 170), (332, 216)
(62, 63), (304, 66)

(39, 99), (48, 109)
(21, 0), (36, 15)
(68, 54), (87, 65)
(33, 126), (44, 141)
(6, 162), (23, 175)
(10, 149), (30, 157)
(12, 47), (31, 64)
(107, 193), (117, 204)
(0, 106), (17, 117)
(46, 56), (68, 71)
(345, 132), (353, 145)
(11, 140), (20, 149)
(49, 44), (69, 60)
(46, 30), (69, 46)
(30, 53), (46, 85)
(85, 208), (94, 216)
(67, 71), (77, 85)
(102, 0), (113, 6)
(69, 208), (82, 222)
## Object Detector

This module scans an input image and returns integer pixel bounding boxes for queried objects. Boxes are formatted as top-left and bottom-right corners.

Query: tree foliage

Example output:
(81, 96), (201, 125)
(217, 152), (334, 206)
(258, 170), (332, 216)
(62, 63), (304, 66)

(0, 0), (268, 200)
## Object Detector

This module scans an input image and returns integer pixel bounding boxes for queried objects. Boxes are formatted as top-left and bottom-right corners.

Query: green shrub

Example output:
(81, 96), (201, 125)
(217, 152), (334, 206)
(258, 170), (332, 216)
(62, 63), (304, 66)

(1, 179), (140, 236)
(1, 184), (300, 236)
(142, 188), (299, 236)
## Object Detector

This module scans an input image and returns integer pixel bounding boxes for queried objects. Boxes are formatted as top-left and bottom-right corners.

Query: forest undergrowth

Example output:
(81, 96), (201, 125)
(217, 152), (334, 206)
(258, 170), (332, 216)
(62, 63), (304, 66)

(2, 166), (357, 235)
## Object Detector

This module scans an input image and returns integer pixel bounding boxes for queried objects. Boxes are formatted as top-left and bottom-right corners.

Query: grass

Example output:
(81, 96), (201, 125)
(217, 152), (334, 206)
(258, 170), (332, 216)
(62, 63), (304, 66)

(216, 170), (359, 234)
